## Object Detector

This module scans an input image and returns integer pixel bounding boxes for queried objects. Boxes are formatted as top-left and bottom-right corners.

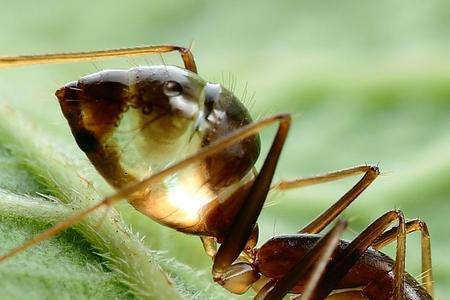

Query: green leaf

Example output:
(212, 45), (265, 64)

(0, 106), (231, 299)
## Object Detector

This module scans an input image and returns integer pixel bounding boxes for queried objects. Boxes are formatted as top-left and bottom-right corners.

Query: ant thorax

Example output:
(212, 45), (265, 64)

(56, 65), (260, 237)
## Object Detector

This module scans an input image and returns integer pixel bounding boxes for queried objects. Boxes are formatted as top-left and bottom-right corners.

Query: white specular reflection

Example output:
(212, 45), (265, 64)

(166, 170), (215, 222)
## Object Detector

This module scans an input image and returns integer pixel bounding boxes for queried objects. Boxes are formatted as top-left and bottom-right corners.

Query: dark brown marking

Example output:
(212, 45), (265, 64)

(202, 86), (261, 189)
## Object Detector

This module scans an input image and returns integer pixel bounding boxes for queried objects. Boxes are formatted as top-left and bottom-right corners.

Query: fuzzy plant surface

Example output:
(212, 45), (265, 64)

(0, 105), (233, 300)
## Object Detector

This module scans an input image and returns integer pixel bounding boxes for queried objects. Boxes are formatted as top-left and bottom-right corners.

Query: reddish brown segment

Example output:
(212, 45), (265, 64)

(254, 220), (348, 300)
(255, 234), (432, 300)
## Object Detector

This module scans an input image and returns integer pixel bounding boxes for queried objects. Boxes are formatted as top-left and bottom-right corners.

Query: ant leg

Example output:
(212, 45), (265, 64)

(0, 44), (197, 73)
(307, 209), (406, 300)
(254, 220), (347, 300)
(372, 219), (433, 297)
(270, 165), (379, 234)
(201, 236), (217, 258)
(0, 113), (289, 262)
(297, 166), (380, 234)
(212, 115), (291, 275)
(272, 165), (376, 190)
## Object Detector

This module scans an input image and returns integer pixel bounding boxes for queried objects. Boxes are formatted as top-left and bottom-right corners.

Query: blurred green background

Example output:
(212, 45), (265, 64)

(0, 0), (449, 298)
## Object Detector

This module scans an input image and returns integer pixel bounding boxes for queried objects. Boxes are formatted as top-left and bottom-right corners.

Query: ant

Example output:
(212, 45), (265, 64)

(0, 45), (434, 299)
